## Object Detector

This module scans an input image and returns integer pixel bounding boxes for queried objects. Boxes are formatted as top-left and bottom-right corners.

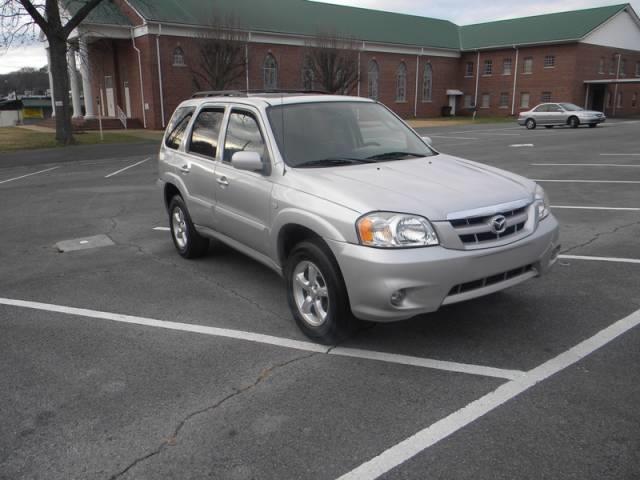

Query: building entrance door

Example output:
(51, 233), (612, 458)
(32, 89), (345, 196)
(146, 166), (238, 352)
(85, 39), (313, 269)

(590, 85), (606, 111)
(124, 81), (132, 118)
(105, 76), (116, 117)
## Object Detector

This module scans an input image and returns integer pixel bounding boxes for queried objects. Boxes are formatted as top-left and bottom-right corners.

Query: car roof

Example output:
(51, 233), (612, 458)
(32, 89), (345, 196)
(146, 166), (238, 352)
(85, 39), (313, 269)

(177, 94), (376, 109)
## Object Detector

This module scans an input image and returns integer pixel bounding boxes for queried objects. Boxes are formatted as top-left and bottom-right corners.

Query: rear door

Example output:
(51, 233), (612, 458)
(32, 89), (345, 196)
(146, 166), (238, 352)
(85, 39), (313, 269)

(214, 106), (274, 255)
(178, 105), (226, 227)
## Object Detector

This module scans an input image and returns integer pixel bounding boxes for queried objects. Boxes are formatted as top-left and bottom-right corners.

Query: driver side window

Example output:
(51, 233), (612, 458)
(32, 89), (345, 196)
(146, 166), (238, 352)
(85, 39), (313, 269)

(223, 111), (267, 163)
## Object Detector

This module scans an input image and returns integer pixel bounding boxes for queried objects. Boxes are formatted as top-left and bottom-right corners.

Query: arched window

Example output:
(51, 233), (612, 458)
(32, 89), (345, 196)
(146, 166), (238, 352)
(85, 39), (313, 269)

(396, 62), (407, 102)
(263, 54), (278, 90)
(302, 56), (314, 91)
(422, 63), (433, 102)
(172, 47), (185, 67)
(368, 60), (379, 100)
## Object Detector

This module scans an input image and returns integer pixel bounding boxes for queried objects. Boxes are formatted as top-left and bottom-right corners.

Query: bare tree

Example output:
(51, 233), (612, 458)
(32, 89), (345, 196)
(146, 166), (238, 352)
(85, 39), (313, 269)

(1, 0), (106, 144)
(191, 16), (248, 92)
(305, 32), (359, 94)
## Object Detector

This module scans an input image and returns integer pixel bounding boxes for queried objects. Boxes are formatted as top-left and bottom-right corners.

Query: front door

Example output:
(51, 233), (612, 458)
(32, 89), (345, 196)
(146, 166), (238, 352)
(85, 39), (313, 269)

(215, 108), (273, 255)
(105, 76), (115, 117)
(124, 81), (132, 118)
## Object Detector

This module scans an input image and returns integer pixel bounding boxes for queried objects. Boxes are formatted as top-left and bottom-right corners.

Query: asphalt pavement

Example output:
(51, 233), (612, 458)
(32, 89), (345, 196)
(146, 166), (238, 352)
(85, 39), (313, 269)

(0, 118), (638, 479)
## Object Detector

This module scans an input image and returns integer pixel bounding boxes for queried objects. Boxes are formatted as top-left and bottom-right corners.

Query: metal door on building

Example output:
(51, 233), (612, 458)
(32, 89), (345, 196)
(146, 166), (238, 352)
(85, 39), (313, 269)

(105, 76), (116, 117)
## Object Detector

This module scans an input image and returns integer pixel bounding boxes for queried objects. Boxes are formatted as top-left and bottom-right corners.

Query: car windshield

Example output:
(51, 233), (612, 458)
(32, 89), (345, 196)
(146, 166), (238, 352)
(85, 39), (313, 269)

(267, 101), (435, 167)
(559, 103), (584, 111)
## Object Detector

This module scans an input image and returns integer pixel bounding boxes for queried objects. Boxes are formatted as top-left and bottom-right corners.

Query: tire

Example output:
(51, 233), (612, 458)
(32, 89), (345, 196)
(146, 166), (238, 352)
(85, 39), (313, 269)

(568, 116), (580, 128)
(589, 123), (597, 128)
(285, 239), (355, 344)
(168, 195), (209, 259)
(544, 125), (554, 129)
(525, 118), (536, 130)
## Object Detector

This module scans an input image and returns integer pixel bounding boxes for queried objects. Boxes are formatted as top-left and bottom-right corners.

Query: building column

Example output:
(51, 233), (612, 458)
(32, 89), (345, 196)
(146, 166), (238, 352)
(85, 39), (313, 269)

(67, 45), (82, 119)
(46, 48), (55, 117)
(78, 36), (96, 119)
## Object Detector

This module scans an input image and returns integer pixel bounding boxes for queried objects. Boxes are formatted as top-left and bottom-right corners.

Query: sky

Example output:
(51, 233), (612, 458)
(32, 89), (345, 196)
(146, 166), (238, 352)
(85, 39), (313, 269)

(1, 0), (638, 74)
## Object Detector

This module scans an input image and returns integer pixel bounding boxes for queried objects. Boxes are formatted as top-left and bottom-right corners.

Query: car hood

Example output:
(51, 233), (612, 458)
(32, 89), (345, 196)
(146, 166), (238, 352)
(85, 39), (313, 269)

(578, 110), (603, 116)
(287, 154), (536, 221)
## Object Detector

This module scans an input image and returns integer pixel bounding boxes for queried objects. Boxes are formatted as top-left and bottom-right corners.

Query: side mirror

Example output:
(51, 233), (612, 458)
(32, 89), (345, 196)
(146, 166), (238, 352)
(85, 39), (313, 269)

(421, 136), (433, 146)
(231, 151), (263, 172)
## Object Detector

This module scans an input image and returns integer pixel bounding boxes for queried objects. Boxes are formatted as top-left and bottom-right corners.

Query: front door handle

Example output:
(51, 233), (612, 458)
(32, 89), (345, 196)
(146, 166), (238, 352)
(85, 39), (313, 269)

(216, 176), (229, 186)
(179, 164), (190, 173)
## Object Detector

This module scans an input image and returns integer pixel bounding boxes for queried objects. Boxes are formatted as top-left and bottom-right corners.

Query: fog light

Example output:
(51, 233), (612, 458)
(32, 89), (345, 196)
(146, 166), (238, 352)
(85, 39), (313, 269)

(390, 290), (406, 307)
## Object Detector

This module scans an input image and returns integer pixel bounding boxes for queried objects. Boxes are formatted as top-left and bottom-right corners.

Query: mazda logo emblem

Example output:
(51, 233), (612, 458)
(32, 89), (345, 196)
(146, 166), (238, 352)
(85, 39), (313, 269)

(489, 215), (507, 234)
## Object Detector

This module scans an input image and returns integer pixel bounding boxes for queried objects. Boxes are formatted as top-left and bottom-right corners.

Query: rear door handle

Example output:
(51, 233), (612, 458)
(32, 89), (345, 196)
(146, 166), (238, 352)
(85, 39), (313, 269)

(179, 164), (190, 173)
(216, 176), (229, 186)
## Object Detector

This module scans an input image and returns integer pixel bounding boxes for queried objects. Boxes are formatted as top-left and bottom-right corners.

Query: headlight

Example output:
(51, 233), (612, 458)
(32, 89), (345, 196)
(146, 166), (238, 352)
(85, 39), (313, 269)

(535, 184), (550, 220)
(356, 212), (439, 248)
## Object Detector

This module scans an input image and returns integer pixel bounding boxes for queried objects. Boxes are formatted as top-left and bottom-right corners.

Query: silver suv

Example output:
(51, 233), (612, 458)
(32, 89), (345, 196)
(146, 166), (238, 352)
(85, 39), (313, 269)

(158, 92), (560, 343)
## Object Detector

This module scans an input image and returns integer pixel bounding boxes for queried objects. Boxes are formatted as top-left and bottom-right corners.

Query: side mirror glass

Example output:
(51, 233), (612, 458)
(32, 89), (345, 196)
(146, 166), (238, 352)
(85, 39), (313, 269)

(231, 151), (263, 172)
(421, 136), (433, 146)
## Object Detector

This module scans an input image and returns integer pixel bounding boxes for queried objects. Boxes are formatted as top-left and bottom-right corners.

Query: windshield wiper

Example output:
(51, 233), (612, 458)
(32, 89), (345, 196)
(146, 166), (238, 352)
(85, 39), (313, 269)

(366, 151), (426, 160)
(296, 157), (374, 168)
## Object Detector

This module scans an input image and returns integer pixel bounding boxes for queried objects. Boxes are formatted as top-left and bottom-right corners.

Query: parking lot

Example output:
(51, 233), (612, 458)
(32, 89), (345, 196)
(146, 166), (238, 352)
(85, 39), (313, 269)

(1, 119), (639, 479)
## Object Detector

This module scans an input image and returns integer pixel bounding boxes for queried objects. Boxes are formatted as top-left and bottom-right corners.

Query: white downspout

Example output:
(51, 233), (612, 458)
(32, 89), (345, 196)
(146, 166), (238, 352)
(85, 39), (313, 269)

(156, 23), (165, 128)
(414, 53), (420, 117)
(612, 53), (621, 116)
(245, 40), (250, 91)
(511, 47), (519, 115)
(474, 50), (480, 108)
(132, 29), (147, 128)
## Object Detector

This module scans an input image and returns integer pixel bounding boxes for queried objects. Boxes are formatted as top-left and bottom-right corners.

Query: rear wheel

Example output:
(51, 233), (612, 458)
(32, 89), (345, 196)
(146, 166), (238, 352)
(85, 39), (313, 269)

(169, 196), (209, 259)
(525, 118), (536, 130)
(568, 116), (580, 128)
(285, 239), (355, 344)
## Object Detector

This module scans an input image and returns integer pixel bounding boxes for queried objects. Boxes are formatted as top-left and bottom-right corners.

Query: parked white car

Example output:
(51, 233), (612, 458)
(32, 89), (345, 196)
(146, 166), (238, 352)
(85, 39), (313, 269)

(518, 103), (606, 129)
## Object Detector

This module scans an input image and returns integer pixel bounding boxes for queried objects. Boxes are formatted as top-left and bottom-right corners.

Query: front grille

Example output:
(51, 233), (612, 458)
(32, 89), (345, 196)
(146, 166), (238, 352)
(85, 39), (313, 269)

(450, 206), (528, 246)
(448, 264), (534, 296)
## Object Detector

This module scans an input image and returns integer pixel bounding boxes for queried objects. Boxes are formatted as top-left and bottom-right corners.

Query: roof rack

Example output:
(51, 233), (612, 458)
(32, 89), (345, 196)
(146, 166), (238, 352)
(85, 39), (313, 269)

(192, 89), (329, 98)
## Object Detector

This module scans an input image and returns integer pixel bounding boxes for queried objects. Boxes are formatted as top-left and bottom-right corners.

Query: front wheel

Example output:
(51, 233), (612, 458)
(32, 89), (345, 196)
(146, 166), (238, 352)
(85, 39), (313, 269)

(525, 118), (536, 130)
(569, 116), (580, 128)
(285, 239), (355, 344)
(168, 196), (209, 259)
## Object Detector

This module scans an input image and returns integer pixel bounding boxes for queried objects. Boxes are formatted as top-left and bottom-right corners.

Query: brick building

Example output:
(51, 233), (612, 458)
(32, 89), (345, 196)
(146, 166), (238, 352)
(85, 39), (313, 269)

(54, 0), (640, 129)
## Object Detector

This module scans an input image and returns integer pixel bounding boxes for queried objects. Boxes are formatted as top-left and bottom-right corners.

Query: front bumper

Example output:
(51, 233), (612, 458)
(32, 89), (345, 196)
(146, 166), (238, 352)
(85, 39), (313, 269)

(582, 116), (606, 124)
(327, 215), (560, 322)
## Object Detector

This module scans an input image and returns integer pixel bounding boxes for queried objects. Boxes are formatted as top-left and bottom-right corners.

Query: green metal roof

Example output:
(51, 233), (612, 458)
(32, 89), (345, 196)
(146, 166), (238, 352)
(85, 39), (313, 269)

(72, 1), (634, 51)
(459, 4), (629, 50)
(127, 0), (461, 50)
(64, 0), (133, 27)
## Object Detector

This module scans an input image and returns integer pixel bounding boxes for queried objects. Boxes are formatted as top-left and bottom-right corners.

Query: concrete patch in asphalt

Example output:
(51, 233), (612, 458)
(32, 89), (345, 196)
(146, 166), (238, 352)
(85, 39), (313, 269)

(55, 234), (115, 253)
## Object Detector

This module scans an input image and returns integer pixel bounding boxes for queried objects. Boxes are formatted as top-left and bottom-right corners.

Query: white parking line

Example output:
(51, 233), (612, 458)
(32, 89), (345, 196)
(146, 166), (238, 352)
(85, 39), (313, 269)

(429, 135), (479, 140)
(0, 297), (522, 380)
(336, 307), (640, 480)
(535, 179), (640, 184)
(0, 166), (59, 185)
(104, 157), (150, 178)
(532, 163), (640, 168)
(153, 226), (171, 231)
(600, 153), (640, 156)
(510, 144), (534, 148)
(559, 255), (640, 265)
(552, 205), (640, 212)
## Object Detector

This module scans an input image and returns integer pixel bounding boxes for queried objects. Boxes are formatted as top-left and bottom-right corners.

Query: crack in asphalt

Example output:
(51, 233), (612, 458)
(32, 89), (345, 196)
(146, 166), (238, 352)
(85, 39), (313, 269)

(107, 352), (318, 480)
(561, 219), (640, 255)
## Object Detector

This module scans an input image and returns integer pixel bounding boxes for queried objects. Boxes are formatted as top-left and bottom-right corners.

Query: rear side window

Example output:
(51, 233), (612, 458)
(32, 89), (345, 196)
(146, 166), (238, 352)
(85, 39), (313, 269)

(188, 108), (225, 158)
(223, 111), (267, 163)
(165, 106), (195, 150)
